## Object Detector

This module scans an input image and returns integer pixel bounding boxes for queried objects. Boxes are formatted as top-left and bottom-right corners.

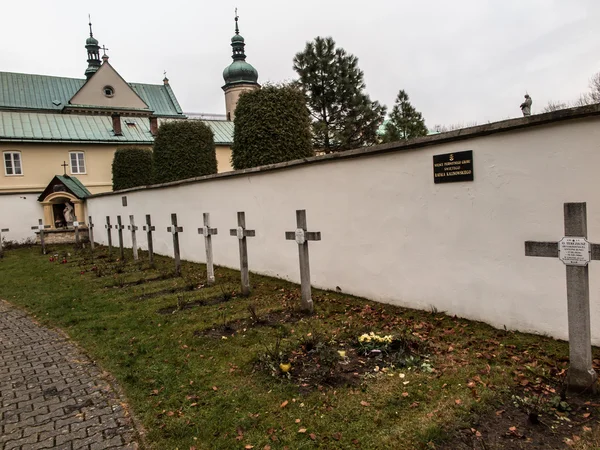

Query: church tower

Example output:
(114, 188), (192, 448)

(222, 13), (260, 121)
(84, 19), (101, 79)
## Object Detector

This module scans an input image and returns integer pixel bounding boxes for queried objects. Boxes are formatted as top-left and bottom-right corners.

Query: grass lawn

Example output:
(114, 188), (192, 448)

(1, 245), (600, 449)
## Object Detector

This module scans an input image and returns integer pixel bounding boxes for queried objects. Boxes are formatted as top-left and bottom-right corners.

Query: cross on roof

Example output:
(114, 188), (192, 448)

(101, 45), (109, 56)
(61, 161), (68, 176)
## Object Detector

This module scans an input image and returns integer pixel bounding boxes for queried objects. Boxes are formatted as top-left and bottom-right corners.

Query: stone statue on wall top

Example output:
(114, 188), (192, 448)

(63, 202), (74, 224)
(520, 94), (532, 117)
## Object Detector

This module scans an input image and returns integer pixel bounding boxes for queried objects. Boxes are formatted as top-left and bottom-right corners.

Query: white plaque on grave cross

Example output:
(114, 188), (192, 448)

(559, 237), (590, 266)
(295, 228), (305, 245)
(236, 226), (244, 240)
(73, 221), (79, 227)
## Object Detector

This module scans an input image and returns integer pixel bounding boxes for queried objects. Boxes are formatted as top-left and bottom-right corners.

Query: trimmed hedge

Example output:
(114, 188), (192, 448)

(153, 121), (217, 184)
(232, 85), (313, 170)
(111, 147), (154, 191)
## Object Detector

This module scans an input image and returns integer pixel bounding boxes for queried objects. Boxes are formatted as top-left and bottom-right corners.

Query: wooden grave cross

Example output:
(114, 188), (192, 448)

(229, 211), (256, 296)
(198, 213), (218, 285)
(0, 227), (9, 258)
(142, 215), (155, 264)
(105, 216), (113, 254)
(285, 209), (321, 313)
(31, 219), (51, 254)
(127, 215), (139, 261)
(167, 213), (184, 276)
(525, 202), (600, 392)
(88, 216), (95, 251)
(116, 215), (125, 260)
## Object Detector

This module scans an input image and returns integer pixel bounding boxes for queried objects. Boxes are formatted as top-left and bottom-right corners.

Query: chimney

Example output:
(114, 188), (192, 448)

(149, 117), (158, 136)
(112, 114), (122, 136)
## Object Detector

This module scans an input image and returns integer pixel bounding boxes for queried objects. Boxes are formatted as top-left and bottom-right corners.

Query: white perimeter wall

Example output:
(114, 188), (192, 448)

(0, 193), (43, 243)
(87, 116), (600, 343)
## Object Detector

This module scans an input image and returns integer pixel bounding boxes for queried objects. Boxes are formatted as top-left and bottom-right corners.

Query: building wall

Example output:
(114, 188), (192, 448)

(0, 193), (43, 243)
(216, 145), (233, 172)
(86, 114), (600, 344)
(0, 143), (154, 195)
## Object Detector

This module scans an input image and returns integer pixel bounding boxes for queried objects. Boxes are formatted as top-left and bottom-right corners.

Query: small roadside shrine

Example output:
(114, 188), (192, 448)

(36, 175), (91, 244)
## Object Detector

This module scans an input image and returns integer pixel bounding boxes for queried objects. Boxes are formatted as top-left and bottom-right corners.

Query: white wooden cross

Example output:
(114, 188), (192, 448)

(229, 211), (256, 296)
(198, 213), (218, 285)
(285, 210), (321, 313)
(127, 215), (139, 261)
(525, 202), (600, 392)
(116, 215), (125, 260)
(88, 216), (95, 251)
(31, 219), (51, 254)
(105, 216), (113, 254)
(142, 214), (155, 264)
(0, 227), (9, 258)
(167, 213), (184, 276)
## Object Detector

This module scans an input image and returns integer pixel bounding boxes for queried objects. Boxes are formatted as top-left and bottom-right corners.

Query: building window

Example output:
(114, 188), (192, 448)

(3, 151), (22, 176)
(103, 85), (115, 97)
(70, 152), (86, 174)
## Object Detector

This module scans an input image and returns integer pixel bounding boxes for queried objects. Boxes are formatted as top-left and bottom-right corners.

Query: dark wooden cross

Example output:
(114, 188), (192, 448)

(127, 215), (139, 261)
(198, 213), (218, 285)
(116, 215), (125, 260)
(142, 214), (155, 264)
(101, 45), (109, 56)
(0, 227), (9, 258)
(285, 210), (321, 313)
(31, 219), (51, 254)
(88, 216), (95, 251)
(229, 212), (256, 296)
(61, 161), (68, 176)
(167, 213), (184, 276)
(525, 202), (600, 392)
(105, 216), (113, 255)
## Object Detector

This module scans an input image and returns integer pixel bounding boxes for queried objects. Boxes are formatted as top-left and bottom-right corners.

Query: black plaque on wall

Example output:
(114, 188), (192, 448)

(433, 150), (474, 184)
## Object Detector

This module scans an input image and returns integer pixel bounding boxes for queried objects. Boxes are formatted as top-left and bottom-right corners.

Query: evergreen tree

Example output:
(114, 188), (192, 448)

(111, 147), (153, 191)
(382, 90), (428, 143)
(232, 84), (313, 170)
(293, 36), (386, 153)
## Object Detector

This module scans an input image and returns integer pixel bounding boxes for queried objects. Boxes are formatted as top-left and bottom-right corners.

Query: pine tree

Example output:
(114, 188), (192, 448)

(293, 36), (386, 153)
(382, 90), (428, 143)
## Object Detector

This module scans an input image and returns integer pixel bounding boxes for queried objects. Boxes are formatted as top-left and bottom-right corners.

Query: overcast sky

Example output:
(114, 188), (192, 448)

(2, 0), (599, 127)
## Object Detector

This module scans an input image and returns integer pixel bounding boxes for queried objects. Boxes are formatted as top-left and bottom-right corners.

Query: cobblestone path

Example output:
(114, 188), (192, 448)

(0, 300), (138, 450)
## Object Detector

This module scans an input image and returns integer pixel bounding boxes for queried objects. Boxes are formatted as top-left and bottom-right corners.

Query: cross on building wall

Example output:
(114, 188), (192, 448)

(525, 202), (600, 392)
(61, 161), (68, 176)
(285, 210), (321, 313)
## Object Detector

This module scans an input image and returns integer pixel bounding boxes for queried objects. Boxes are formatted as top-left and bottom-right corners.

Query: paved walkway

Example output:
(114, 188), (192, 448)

(0, 301), (138, 450)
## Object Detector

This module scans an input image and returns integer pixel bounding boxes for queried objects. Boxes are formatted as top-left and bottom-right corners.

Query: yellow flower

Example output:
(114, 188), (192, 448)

(279, 363), (291, 373)
(338, 350), (346, 358)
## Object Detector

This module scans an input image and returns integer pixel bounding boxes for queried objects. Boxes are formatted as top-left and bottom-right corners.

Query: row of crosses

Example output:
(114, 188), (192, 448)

(93, 210), (320, 312)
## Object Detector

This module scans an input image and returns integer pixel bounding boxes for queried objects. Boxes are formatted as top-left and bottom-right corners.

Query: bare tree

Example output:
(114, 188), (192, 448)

(588, 72), (600, 103)
(432, 121), (479, 133)
(541, 101), (569, 113)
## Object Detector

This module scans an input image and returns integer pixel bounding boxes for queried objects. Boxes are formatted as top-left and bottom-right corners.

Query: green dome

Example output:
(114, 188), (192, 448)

(86, 35), (99, 46)
(231, 34), (245, 43)
(223, 60), (259, 85)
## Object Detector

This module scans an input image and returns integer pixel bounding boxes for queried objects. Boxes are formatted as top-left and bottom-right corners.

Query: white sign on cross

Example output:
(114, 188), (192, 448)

(525, 202), (599, 393)
(31, 219), (51, 254)
(0, 227), (9, 258)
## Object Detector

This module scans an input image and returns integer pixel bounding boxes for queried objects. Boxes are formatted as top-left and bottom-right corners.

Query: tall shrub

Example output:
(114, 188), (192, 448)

(153, 121), (217, 183)
(111, 147), (154, 191)
(232, 84), (313, 170)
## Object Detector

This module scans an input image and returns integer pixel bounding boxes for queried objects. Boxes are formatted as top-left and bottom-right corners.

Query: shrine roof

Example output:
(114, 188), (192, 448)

(38, 175), (92, 202)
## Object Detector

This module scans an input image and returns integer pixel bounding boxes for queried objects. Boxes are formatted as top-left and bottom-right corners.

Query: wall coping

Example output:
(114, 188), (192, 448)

(89, 104), (600, 199)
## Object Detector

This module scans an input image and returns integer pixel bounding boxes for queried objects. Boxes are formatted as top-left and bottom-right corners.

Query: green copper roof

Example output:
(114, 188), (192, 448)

(0, 72), (184, 117)
(0, 111), (154, 143)
(57, 175), (92, 198)
(0, 111), (234, 145)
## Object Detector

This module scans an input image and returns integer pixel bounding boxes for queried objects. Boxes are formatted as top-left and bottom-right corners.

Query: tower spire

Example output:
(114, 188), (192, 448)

(235, 8), (239, 35)
(84, 15), (101, 79)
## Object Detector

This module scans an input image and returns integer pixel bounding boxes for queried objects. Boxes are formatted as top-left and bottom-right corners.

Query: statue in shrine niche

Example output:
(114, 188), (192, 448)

(63, 202), (74, 224)
(520, 94), (532, 116)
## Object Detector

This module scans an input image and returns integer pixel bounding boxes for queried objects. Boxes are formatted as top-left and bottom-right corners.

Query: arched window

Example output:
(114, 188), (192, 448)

(3, 151), (22, 176)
